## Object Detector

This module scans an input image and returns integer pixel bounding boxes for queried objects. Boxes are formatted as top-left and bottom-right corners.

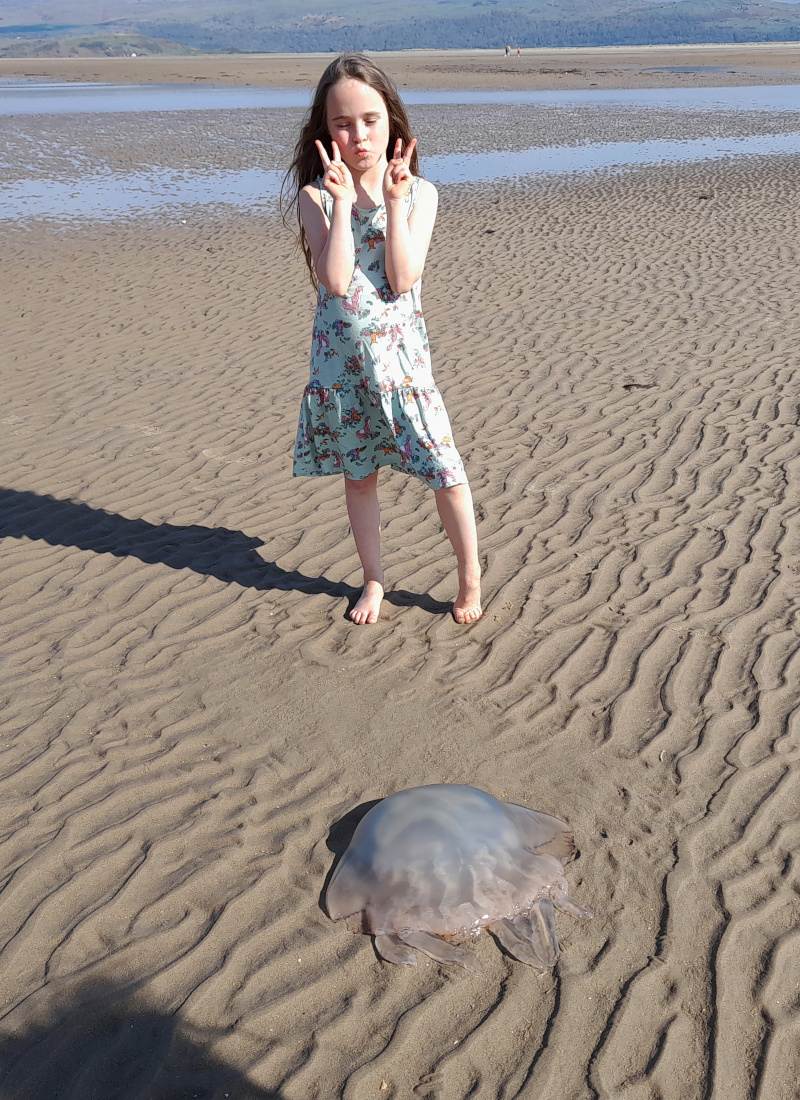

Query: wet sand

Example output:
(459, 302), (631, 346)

(1, 49), (800, 1100)
(2, 42), (800, 90)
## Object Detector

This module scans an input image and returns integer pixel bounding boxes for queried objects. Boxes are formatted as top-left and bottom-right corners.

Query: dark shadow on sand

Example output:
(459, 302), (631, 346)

(318, 798), (384, 918)
(0, 488), (451, 616)
(0, 978), (281, 1100)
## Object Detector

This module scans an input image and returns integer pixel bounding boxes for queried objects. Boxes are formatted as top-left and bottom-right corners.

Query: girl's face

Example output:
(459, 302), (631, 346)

(325, 78), (390, 175)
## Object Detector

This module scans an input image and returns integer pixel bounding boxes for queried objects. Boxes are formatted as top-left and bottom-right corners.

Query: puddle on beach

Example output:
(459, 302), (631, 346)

(1, 80), (799, 224)
(4, 129), (800, 224)
(1, 80), (800, 116)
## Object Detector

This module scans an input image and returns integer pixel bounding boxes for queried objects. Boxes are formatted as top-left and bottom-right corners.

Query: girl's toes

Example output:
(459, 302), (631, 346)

(453, 605), (483, 625)
(349, 582), (384, 625)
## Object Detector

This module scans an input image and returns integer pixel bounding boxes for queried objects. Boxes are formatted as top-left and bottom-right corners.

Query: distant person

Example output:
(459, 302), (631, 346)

(505, 44), (510, 57)
(517, 45), (521, 57)
(281, 53), (482, 626)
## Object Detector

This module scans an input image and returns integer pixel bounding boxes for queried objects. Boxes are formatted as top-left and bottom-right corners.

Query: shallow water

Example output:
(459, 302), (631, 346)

(3, 128), (800, 224)
(1, 79), (800, 116)
(425, 129), (800, 183)
(2, 79), (799, 224)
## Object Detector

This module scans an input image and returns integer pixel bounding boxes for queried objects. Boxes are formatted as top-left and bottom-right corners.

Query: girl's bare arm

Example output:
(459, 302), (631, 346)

(299, 140), (356, 297)
(383, 141), (437, 295)
(300, 190), (355, 296)
(384, 180), (437, 295)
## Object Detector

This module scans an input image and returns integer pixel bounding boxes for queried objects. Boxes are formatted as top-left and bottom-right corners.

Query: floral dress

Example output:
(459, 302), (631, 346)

(293, 177), (467, 490)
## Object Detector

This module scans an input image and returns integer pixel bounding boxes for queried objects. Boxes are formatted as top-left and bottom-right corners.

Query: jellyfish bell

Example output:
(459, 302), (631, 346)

(326, 784), (593, 972)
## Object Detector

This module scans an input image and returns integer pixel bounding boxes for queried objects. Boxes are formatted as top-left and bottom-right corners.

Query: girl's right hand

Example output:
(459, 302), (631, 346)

(316, 139), (356, 205)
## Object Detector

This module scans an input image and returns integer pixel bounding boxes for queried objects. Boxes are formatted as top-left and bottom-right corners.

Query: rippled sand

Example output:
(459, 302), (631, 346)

(2, 77), (800, 1100)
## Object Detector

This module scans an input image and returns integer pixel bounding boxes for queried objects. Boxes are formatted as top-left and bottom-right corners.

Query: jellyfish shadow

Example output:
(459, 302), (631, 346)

(318, 799), (384, 918)
(0, 487), (450, 615)
(0, 977), (281, 1100)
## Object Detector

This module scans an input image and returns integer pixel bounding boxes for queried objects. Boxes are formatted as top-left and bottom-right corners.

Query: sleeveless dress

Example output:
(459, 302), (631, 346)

(293, 177), (467, 490)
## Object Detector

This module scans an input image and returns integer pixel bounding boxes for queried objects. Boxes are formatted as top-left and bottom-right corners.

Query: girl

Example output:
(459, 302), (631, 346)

(283, 53), (482, 626)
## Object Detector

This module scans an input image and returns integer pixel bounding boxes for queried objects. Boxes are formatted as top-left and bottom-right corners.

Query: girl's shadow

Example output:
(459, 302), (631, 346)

(0, 487), (450, 614)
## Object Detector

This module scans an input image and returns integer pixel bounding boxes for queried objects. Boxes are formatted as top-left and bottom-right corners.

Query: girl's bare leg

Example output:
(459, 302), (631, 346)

(435, 482), (483, 624)
(344, 471), (384, 624)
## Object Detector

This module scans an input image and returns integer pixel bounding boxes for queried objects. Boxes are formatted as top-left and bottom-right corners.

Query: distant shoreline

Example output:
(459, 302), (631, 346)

(3, 42), (800, 90)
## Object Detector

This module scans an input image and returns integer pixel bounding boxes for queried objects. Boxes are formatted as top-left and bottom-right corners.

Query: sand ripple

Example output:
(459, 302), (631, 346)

(1, 155), (799, 1097)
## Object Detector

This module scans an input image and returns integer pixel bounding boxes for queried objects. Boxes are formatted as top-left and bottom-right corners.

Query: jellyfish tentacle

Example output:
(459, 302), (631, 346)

(374, 933), (418, 966)
(398, 930), (482, 973)
(512, 914), (557, 969)
(551, 888), (594, 921)
(527, 898), (560, 967)
(511, 914), (535, 942)
(489, 917), (549, 970)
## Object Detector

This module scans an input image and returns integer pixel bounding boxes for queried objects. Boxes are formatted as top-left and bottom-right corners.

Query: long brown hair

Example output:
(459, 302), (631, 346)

(281, 52), (421, 290)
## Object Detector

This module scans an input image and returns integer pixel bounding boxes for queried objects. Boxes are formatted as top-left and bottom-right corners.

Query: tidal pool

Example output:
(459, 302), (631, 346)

(2, 79), (799, 224)
(2, 128), (800, 224)
(1, 79), (800, 117)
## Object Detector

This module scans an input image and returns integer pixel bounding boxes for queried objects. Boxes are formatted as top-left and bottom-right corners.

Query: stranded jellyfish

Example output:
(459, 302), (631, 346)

(326, 784), (592, 972)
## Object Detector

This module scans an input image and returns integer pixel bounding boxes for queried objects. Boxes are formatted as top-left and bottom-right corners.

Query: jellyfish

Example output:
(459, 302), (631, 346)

(326, 784), (593, 972)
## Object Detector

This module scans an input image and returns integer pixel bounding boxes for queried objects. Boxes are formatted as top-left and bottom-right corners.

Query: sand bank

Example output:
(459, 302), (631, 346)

(3, 42), (800, 90)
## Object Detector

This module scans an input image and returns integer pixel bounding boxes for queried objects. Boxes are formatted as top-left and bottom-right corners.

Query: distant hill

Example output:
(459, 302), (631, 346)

(0, 33), (198, 58)
(1, 0), (800, 52)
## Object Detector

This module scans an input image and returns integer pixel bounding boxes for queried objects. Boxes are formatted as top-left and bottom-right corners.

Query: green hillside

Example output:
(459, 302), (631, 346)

(0, 32), (198, 58)
(1, 0), (800, 51)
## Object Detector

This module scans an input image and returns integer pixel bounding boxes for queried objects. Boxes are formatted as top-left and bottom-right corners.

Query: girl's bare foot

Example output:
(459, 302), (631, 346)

(349, 579), (384, 625)
(452, 580), (483, 625)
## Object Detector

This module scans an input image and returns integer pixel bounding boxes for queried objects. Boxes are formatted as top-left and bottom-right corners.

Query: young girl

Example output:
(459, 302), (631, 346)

(283, 52), (482, 626)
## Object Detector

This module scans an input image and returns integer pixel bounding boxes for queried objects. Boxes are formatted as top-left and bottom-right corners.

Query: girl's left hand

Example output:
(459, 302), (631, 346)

(383, 138), (417, 204)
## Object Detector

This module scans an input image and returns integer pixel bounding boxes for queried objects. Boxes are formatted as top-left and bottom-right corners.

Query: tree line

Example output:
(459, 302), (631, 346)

(135, 11), (800, 53)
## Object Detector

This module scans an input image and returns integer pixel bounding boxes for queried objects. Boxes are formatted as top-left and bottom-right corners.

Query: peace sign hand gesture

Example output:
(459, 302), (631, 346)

(383, 138), (417, 204)
(316, 139), (356, 205)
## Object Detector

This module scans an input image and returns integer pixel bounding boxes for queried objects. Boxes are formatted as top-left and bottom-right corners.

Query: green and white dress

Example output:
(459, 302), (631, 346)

(293, 177), (466, 490)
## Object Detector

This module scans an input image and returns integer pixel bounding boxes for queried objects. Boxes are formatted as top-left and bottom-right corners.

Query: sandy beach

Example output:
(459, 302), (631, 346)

(2, 47), (800, 1099)
(3, 42), (800, 89)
